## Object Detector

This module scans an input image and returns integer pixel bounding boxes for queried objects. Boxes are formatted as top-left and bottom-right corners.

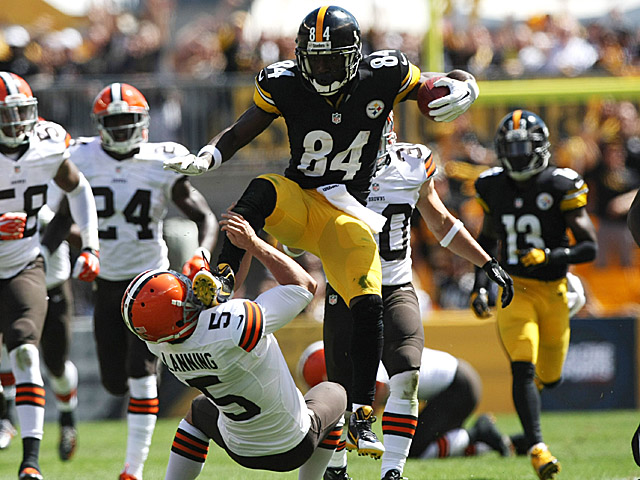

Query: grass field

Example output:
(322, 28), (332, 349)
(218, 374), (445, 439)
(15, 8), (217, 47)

(0, 410), (638, 479)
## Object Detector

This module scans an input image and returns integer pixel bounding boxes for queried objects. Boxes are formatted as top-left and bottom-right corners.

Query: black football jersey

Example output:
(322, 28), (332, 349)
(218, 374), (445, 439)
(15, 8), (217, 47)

(475, 166), (589, 280)
(253, 50), (420, 199)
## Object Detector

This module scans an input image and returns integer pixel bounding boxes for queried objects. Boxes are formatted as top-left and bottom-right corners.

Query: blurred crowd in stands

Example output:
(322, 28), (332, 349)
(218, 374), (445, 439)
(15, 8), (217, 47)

(0, 1), (639, 79)
(1, 0), (640, 316)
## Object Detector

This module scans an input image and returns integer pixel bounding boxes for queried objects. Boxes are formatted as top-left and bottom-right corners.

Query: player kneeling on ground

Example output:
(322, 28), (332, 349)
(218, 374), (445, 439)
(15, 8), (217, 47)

(121, 212), (346, 480)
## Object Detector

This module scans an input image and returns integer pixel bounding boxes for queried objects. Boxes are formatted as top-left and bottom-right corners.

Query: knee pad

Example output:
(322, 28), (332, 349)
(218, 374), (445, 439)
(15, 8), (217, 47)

(388, 369), (419, 401)
(9, 344), (43, 384)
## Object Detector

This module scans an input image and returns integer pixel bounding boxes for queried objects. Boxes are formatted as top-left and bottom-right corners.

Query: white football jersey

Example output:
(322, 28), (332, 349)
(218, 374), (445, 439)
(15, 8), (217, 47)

(69, 137), (187, 280)
(149, 284), (314, 457)
(367, 143), (436, 286)
(376, 347), (458, 401)
(0, 121), (69, 279)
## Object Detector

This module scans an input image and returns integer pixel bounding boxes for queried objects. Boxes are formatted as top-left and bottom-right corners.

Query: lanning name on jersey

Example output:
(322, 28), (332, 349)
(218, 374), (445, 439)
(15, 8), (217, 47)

(160, 351), (218, 372)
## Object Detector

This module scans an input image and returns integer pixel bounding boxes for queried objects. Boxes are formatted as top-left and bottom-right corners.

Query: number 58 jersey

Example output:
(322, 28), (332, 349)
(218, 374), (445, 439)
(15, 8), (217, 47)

(69, 137), (187, 281)
(0, 121), (69, 279)
(148, 284), (314, 457)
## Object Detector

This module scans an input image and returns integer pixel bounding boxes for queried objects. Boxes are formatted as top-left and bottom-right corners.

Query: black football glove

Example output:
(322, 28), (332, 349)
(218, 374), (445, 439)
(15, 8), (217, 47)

(470, 287), (491, 319)
(482, 258), (514, 308)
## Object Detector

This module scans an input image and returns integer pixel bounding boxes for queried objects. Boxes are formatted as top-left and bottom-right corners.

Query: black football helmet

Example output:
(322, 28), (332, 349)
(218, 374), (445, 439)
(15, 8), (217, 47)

(495, 109), (551, 181)
(295, 5), (362, 96)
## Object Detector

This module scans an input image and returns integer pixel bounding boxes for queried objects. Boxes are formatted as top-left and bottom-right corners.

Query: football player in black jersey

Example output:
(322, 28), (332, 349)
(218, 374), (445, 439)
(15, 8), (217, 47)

(470, 110), (598, 480)
(165, 5), (480, 460)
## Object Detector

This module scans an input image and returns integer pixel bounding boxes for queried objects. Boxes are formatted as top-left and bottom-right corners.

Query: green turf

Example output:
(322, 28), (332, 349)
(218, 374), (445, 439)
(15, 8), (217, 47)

(0, 410), (638, 479)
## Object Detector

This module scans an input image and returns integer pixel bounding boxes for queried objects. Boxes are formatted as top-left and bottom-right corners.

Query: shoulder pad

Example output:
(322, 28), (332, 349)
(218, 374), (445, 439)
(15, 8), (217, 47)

(254, 60), (297, 115)
(259, 60), (297, 83)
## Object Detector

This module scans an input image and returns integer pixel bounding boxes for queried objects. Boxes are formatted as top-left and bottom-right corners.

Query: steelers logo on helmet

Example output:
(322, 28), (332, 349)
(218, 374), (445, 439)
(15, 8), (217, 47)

(0, 71), (38, 148)
(495, 109), (551, 181)
(295, 6), (362, 96)
(91, 82), (150, 154)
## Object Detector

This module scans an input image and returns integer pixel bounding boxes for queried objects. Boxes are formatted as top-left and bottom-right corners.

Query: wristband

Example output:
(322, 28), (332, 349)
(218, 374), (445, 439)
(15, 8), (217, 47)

(198, 145), (223, 171)
(440, 219), (464, 248)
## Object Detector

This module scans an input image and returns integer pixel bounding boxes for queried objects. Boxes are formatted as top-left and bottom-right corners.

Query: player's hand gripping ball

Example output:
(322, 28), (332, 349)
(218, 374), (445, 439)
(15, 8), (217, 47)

(417, 76), (449, 118)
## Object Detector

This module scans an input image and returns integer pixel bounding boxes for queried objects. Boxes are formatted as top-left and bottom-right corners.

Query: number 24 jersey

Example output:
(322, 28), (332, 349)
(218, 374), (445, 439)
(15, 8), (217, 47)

(69, 137), (186, 281)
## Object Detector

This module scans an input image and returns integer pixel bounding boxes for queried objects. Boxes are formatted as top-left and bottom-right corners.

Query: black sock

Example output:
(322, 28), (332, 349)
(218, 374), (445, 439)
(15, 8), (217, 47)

(60, 411), (75, 428)
(348, 294), (384, 406)
(511, 361), (543, 448)
(21, 436), (41, 470)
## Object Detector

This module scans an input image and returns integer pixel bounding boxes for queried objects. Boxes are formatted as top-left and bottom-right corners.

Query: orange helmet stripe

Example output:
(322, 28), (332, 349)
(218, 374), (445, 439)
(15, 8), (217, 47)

(512, 109), (523, 128)
(316, 6), (330, 42)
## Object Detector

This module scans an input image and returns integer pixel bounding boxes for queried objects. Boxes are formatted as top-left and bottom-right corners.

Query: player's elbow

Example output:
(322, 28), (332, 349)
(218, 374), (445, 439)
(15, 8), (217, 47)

(582, 240), (598, 262)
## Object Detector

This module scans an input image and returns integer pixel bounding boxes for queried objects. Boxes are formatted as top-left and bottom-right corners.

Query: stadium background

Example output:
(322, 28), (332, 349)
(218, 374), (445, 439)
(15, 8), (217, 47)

(1, 0), (640, 423)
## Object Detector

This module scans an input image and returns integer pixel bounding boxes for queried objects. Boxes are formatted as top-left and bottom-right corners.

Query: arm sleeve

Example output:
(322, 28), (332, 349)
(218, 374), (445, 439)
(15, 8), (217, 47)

(65, 172), (100, 251)
(254, 284), (314, 335)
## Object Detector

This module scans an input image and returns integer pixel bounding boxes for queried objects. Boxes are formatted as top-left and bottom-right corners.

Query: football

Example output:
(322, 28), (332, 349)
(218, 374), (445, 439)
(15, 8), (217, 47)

(297, 341), (327, 388)
(417, 76), (450, 118)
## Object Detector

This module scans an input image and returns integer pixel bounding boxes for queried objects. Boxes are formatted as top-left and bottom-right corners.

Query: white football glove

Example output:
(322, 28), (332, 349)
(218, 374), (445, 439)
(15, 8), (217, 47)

(428, 77), (480, 123)
(163, 152), (212, 176)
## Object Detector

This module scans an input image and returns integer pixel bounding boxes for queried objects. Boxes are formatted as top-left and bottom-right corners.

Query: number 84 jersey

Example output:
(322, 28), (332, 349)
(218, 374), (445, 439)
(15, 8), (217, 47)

(254, 50), (420, 196)
(69, 137), (187, 281)
(367, 143), (436, 286)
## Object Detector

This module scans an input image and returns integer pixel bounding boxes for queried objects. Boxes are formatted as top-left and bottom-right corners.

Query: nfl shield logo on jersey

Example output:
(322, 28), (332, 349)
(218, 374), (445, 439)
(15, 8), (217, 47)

(328, 294), (338, 305)
(332, 113), (342, 124)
